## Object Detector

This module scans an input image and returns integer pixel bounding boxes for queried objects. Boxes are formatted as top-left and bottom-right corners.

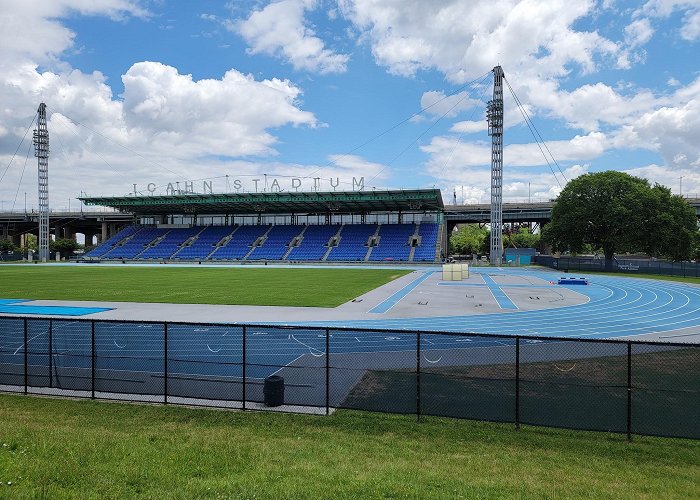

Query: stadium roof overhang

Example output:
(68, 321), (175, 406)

(79, 189), (444, 216)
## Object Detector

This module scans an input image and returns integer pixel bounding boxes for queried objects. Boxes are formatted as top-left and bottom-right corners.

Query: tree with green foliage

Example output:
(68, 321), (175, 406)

(641, 186), (699, 261)
(543, 171), (698, 269)
(450, 224), (489, 255)
(22, 234), (38, 253)
(0, 239), (17, 252)
(50, 238), (82, 255)
(505, 227), (540, 249)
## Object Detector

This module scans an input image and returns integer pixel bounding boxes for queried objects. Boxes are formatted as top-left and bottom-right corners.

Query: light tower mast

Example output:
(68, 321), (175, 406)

(487, 66), (504, 266)
(33, 103), (49, 262)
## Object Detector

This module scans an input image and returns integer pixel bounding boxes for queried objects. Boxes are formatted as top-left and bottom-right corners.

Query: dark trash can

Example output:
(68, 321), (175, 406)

(263, 375), (284, 407)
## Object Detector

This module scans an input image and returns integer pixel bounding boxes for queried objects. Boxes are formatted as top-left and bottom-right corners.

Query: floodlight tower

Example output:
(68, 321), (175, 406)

(33, 103), (49, 262)
(487, 66), (504, 266)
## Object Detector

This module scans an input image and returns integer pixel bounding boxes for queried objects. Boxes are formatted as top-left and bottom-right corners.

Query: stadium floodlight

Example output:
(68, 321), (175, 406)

(487, 66), (504, 266)
(33, 103), (50, 262)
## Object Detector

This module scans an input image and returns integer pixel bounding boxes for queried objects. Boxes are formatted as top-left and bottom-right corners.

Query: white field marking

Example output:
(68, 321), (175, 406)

(423, 354), (443, 364)
(658, 332), (700, 339)
(268, 353), (306, 377)
(424, 338), (434, 344)
(355, 337), (361, 342)
(13, 330), (48, 355)
(384, 336), (401, 340)
(525, 339), (543, 344)
(114, 340), (126, 349)
(290, 334), (325, 357)
(207, 345), (222, 353)
(252, 332), (268, 336)
(194, 328), (210, 332)
(455, 338), (472, 342)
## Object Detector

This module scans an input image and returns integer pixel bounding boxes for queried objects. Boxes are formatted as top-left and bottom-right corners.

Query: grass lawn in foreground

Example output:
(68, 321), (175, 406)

(0, 395), (698, 498)
(0, 266), (409, 307)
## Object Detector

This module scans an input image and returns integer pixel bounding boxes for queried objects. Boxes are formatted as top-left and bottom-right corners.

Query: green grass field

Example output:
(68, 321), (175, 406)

(0, 395), (698, 498)
(0, 266), (409, 307)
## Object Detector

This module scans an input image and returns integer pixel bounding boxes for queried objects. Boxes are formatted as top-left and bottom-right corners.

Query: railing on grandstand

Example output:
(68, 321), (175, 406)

(536, 255), (700, 278)
(1, 317), (697, 440)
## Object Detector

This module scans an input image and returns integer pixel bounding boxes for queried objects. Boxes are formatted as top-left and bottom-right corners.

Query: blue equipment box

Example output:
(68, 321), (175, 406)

(558, 277), (589, 285)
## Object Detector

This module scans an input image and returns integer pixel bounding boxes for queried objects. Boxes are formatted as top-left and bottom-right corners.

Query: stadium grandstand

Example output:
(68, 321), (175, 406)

(80, 189), (445, 264)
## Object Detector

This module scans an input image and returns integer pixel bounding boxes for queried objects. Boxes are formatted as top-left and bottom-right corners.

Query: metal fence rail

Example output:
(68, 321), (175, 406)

(1, 316), (698, 440)
(536, 255), (700, 278)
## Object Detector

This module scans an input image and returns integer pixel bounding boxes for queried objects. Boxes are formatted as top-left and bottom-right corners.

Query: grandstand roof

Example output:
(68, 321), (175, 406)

(79, 189), (444, 215)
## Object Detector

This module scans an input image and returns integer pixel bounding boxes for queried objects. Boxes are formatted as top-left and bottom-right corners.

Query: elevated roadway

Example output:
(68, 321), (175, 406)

(0, 211), (133, 245)
(443, 198), (700, 225)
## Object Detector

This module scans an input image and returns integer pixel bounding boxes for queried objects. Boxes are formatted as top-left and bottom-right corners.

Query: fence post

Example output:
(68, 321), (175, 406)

(23, 318), (28, 395)
(242, 325), (246, 411)
(516, 336), (520, 431)
(416, 331), (421, 423)
(163, 322), (168, 405)
(48, 319), (53, 388)
(325, 328), (330, 416)
(91, 320), (95, 399)
(627, 341), (632, 442)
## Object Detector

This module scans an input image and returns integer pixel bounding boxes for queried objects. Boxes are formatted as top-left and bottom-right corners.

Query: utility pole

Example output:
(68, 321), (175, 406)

(33, 103), (49, 262)
(487, 66), (504, 266)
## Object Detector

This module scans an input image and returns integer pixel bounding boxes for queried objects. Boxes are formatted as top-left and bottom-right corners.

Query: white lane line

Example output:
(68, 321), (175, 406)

(268, 353), (306, 377)
(290, 334), (325, 357)
(13, 330), (48, 355)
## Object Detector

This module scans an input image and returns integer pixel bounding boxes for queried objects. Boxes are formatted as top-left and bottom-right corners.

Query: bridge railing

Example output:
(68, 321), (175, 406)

(1, 316), (697, 440)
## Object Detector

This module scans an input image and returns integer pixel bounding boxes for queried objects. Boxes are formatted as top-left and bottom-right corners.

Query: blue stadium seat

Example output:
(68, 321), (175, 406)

(326, 224), (377, 262)
(209, 225), (269, 260)
(176, 226), (237, 260)
(90, 222), (439, 262)
(83, 225), (141, 258)
(138, 227), (201, 260)
(369, 224), (415, 262)
(286, 225), (339, 261)
(102, 227), (170, 259)
(413, 223), (439, 262)
(246, 225), (304, 260)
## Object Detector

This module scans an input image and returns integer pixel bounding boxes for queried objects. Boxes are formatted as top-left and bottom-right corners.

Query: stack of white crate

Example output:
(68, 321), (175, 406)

(441, 263), (469, 281)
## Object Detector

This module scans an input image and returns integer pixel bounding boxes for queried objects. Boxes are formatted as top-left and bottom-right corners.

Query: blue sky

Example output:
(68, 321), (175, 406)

(0, 0), (699, 211)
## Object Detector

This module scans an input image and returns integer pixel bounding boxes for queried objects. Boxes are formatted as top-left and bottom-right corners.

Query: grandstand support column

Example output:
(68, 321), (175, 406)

(101, 222), (107, 242)
(33, 102), (49, 262)
(487, 66), (504, 266)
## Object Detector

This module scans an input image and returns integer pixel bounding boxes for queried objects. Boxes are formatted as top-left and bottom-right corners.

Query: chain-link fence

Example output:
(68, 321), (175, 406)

(536, 255), (700, 277)
(1, 316), (698, 439)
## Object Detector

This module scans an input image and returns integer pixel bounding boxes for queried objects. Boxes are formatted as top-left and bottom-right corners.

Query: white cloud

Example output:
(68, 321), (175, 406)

(639, 0), (700, 41)
(0, 2), (321, 209)
(624, 18), (654, 48)
(338, 0), (618, 82)
(418, 91), (482, 118)
(450, 121), (488, 134)
(680, 9), (700, 39)
(121, 62), (318, 157)
(421, 132), (608, 172)
(617, 87), (700, 169)
(233, 0), (349, 74)
(624, 164), (700, 196)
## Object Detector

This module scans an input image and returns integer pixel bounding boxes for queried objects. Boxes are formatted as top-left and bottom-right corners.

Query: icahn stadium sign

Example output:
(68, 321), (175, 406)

(131, 176), (366, 195)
